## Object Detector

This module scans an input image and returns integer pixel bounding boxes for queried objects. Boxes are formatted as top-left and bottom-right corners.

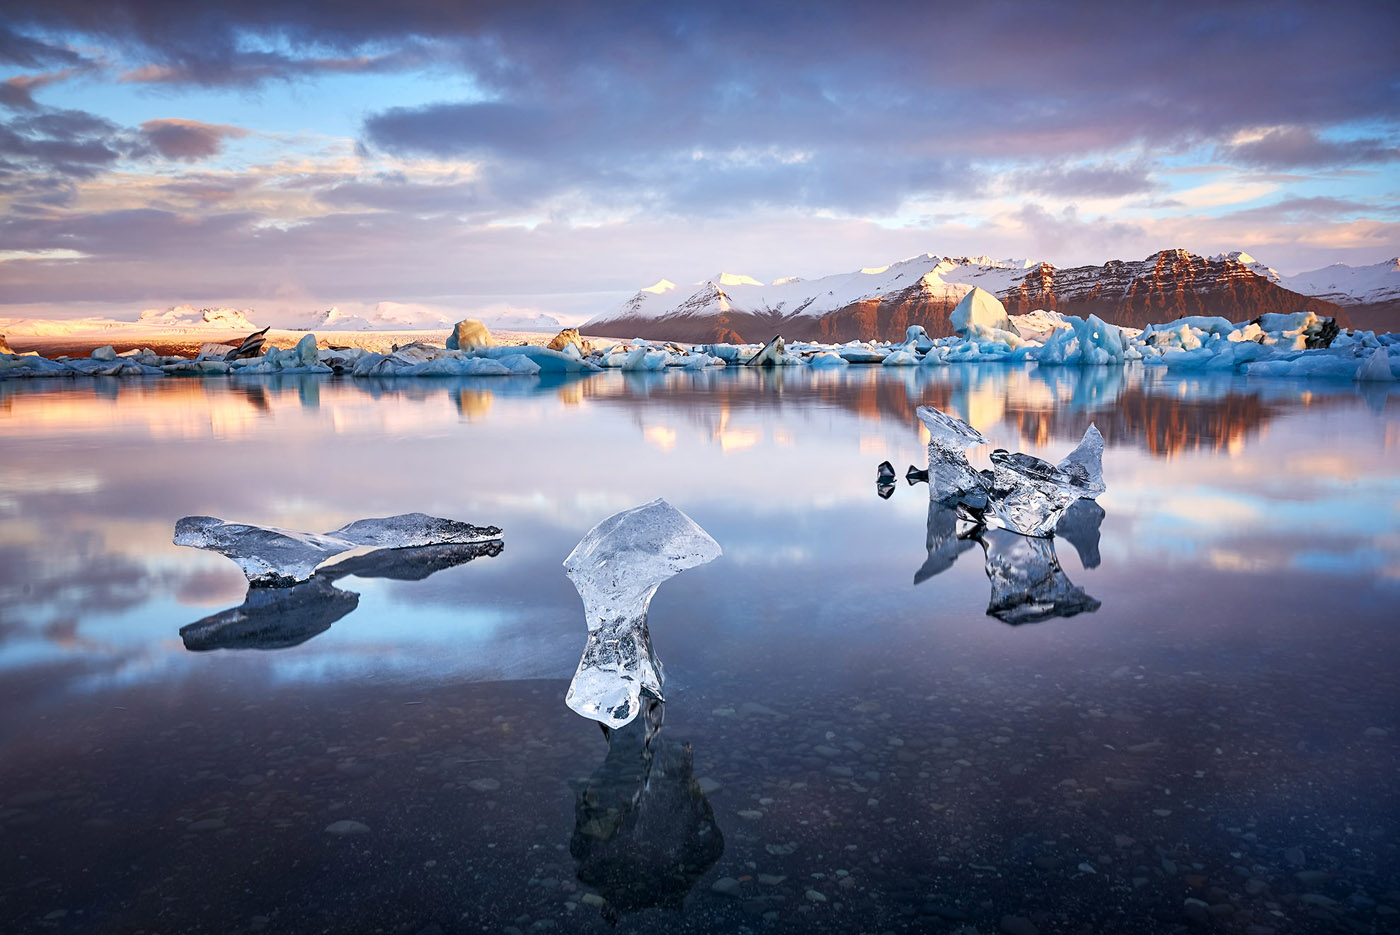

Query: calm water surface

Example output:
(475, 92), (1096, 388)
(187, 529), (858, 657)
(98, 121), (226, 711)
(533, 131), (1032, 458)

(0, 365), (1397, 934)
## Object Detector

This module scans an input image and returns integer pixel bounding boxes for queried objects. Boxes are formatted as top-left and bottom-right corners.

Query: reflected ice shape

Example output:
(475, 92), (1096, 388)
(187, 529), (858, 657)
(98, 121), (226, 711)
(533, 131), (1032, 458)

(981, 528), (1100, 625)
(174, 512), (502, 586)
(1057, 423), (1106, 498)
(320, 540), (504, 582)
(1055, 498), (1105, 569)
(564, 499), (721, 728)
(179, 542), (502, 651)
(915, 404), (989, 502)
(986, 449), (1082, 537)
(914, 499), (982, 584)
(179, 577), (359, 651)
(571, 697), (724, 920)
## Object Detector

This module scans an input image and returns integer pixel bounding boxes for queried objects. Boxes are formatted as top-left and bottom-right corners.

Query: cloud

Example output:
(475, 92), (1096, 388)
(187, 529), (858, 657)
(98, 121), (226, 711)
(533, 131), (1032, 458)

(1007, 161), (1158, 199)
(140, 118), (249, 160)
(1218, 126), (1400, 169)
(0, 108), (138, 181)
(0, 25), (85, 68)
(0, 68), (85, 110)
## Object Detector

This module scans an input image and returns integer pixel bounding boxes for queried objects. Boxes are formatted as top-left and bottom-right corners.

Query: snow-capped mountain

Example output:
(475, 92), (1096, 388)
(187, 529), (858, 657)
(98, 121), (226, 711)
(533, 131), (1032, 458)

(586, 250), (1344, 343)
(136, 306), (259, 330)
(286, 303), (562, 333)
(1280, 259), (1400, 305)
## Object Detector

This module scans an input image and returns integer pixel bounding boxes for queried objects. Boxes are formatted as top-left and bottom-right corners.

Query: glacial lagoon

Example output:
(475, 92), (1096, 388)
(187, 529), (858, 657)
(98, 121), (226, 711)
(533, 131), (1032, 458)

(0, 364), (1397, 934)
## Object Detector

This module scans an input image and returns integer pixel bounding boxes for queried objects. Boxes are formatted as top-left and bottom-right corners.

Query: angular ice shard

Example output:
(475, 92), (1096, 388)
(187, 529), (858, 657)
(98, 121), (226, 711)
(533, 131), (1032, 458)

(876, 460), (896, 481)
(571, 697), (724, 920)
(981, 528), (1100, 625)
(224, 326), (269, 361)
(1354, 347), (1395, 382)
(746, 334), (785, 367)
(1056, 423), (1106, 498)
(986, 449), (1081, 537)
(179, 577), (359, 651)
(174, 512), (503, 586)
(564, 499), (721, 728)
(913, 500), (981, 585)
(905, 465), (929, 485)
(328, 513), (502, 548)
(174, 516), (356, 587)
(1054, 498), (1105, 569)
(915, 404), (989, 502)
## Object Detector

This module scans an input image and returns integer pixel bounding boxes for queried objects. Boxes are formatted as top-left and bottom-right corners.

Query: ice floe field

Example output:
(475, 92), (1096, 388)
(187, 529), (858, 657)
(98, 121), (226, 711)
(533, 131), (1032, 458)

(0, 313), (1398, 934)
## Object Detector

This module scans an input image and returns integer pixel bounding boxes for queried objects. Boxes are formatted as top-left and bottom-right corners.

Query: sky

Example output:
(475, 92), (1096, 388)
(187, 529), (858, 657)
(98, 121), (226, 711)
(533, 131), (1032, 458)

(1, 0), (1398, 326)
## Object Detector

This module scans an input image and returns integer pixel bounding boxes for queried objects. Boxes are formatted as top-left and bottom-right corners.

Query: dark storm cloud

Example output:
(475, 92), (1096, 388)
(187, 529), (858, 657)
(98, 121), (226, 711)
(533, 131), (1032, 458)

(1217, 127), (1400, 170)
(0, 108), (140, 179)
(140, 118), (248, 160)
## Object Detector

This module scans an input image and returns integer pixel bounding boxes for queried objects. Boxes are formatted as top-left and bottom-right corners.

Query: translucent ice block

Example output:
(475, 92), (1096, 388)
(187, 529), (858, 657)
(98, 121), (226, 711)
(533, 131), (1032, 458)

(986, 449), (1081, 537)
(564, 498), (721, 728)
(915, 405), (989, 502)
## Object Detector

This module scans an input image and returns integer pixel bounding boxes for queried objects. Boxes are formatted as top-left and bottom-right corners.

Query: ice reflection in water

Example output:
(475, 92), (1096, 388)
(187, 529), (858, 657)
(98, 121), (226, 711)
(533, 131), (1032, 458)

(570, 697), (724, 921)
(179, 541), (503, 651)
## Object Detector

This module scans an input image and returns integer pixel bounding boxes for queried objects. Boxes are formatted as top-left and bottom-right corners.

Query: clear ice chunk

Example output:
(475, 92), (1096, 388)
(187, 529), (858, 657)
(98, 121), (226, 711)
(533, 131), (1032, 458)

(915, 405), (989, 502)
(981, 528), (1100, 625)
(174, 517), (358, 587)
(174, 512), (503, 586)
(986, 449), (1081, 537)
(564, 498), (721, 728)
(1056, 423), (1106, 498)
(328, 513), (502, 548)
(571, 697), (724, 919)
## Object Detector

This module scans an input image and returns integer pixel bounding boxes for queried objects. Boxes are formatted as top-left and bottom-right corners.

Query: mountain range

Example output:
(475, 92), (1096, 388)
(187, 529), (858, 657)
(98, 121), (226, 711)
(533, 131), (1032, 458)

(584, 250), (1400, 343)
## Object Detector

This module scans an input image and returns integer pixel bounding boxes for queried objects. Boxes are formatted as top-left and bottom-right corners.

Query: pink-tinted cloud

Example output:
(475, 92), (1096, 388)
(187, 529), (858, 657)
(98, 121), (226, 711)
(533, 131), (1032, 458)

(139, 118), (249, 160)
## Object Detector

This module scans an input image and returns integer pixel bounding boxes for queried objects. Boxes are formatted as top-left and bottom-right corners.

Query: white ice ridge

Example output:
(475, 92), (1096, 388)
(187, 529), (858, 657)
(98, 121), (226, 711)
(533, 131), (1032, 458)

(173, 512), (503, 587)
(563, 498), (721, 729)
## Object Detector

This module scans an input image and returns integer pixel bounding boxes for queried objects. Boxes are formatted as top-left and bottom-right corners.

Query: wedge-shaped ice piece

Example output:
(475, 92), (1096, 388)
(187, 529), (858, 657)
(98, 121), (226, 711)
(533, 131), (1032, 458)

(329, 513), (502, 548)
(981, 529), (1100, 625)
(1354, 347), (1395, 382)
(564, 499), (721, 728)
(174, 517), (357, 587)
(1056, 423), (1106, 498)
(746, 335), (785, 367)
(986, 449), (1080, 537)
(174, 512), (503, 586)
(915, 405), (989, 502)
(179, 577), (359, 651)
(570, 697), (724, 919)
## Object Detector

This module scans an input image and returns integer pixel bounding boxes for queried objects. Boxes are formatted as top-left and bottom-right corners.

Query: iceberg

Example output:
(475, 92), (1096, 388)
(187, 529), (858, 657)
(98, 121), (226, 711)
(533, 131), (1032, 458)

(915, 405), (989, 502)
(174, 512), (502, 586)
(1057, 423), (1106, 498)
(1355, 347), (1395, 382)
(746, 335), (786, 367)
(986, 449), (1081, 537)
(949, 287), (1014, 338)
(564, 499), (721, 728)
(570, 697), (724, 919)
(981, 528), (1100, 624)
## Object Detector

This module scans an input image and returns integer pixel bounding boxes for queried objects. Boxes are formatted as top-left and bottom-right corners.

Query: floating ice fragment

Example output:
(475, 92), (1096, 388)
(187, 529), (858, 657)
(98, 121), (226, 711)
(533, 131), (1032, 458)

(1056, 423), (1106, 498)
(986, 449), (1081, 537)
(174, 512), (502, 586)
(746, 335), (785, 367)
(1354, 347), (1395, 382)
(915, 405), (989, 502)
(981, 529), (1100, 625)
(876, 461), (896, 481)
(564, 499), (721, 728)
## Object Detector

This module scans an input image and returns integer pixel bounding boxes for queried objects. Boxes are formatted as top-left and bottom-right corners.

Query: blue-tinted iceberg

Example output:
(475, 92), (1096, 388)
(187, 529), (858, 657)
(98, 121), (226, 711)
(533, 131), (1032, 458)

(564, 499), (721, 728)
